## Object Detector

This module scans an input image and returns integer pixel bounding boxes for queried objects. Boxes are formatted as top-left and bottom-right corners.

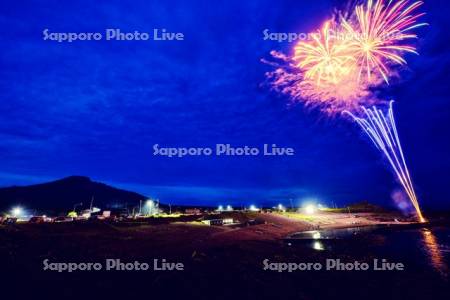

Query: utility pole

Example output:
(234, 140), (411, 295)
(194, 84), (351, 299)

(89, 196), (94, 212)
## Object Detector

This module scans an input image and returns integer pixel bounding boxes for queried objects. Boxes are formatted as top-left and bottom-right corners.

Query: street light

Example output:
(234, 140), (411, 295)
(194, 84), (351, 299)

(249, 205), (259, 212)
(11, 206), (23, 217)
(146, 199), (155, 215)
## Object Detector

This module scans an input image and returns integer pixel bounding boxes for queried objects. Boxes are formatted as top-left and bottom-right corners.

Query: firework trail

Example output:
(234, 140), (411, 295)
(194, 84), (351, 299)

(345, 101), (425, 222)
(265, 0), (427, 221)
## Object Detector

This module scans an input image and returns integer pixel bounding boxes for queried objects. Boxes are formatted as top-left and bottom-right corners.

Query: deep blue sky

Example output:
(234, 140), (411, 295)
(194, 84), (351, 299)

(0, 0), (449, 209)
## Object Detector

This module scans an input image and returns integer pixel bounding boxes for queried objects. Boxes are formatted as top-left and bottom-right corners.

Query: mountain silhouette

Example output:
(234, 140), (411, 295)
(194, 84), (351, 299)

(0, 176), (148, 213)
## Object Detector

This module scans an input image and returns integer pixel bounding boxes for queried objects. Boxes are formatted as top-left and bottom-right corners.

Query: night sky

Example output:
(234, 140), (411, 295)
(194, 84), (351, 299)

(1, 0), (449, 209)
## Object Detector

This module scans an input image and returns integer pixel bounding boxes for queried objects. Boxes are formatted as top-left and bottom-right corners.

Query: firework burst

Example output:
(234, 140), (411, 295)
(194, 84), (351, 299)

(342, 0), (427, 83)
(288, 21), (373, 112)
(265, 0), (427, 222)
(267, 0), (426, 114)
(293, 21), (354, 85)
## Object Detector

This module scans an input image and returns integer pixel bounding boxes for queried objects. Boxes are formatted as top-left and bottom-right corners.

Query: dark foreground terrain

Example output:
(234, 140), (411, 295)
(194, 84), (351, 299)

(0, 215), (448, 300)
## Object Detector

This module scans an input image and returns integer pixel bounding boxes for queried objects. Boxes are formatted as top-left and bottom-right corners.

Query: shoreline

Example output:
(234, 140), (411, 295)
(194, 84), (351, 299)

(263, 211), (448, 240)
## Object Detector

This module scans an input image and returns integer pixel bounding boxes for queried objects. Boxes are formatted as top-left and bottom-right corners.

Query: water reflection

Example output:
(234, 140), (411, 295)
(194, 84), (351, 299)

(288, 226), (449, 276)
(312, 241), (324, 251)
(420, 228), (448, 276)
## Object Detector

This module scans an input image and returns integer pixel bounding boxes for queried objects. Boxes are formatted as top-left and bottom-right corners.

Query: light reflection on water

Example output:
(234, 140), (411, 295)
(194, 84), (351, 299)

(312, 241), (324, 251)
(288, 226), (450, 277)
(420, 228), (448, 276)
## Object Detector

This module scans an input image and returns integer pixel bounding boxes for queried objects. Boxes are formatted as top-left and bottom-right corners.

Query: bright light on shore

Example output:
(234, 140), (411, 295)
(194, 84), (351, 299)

(304, 204), (317, 215)
(312, 231), (321, 239)
(217, 205), (224, 211)
(249, 205), (259, 211)
(11, 206), (23, 217)
(226, 205), (233, 211)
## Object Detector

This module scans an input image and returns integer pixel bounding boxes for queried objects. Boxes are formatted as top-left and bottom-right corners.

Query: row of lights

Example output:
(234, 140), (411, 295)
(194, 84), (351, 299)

(217, 205), (233, 211)
(7, 201), (325, 218)
(217, 204), (262, 211)
(216, 202), (324, 214)
(7, 200), (158, 219)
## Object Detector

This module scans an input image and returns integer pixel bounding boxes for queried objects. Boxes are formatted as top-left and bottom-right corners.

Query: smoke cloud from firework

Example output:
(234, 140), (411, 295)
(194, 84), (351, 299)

(265, 0), (426, 114)
(391, 189), (413, 213)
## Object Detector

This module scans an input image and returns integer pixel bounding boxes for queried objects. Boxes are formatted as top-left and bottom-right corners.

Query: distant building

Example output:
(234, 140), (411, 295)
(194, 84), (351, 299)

(185, 208), (201, 215)
(201, 218), (234, 226)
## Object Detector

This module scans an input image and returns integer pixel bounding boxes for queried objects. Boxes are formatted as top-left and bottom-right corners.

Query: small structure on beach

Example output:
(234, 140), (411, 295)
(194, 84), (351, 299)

(201, 218), (234, 226)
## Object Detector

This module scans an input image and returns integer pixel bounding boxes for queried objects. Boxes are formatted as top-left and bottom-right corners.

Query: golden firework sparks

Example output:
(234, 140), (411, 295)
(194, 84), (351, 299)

(342, 0), (427, 83)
